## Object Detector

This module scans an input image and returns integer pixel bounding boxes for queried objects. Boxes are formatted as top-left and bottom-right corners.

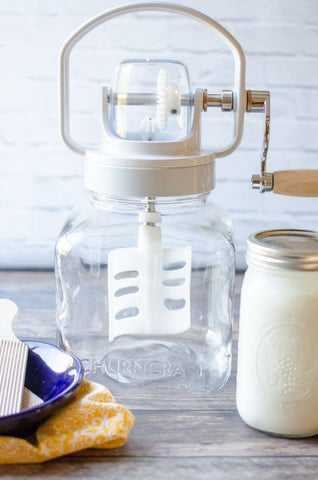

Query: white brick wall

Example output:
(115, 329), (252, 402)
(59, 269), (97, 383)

(1, 0), (318, 269)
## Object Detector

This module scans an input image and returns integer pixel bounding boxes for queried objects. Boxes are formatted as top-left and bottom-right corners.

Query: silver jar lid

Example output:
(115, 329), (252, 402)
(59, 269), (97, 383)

(246, 229), (318, 270)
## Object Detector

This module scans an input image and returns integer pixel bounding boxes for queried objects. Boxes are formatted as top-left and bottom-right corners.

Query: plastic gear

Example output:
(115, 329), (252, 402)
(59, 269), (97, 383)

(156, 69), (169, 131)
(156, 69), (185, 132)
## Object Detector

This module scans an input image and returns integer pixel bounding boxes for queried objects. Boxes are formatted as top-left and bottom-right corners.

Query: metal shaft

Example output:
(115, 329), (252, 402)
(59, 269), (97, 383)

(108, 91), (233, 111)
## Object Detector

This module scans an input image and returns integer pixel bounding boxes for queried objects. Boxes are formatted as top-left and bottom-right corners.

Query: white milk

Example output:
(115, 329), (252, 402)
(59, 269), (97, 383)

(236, 230), (318, 437)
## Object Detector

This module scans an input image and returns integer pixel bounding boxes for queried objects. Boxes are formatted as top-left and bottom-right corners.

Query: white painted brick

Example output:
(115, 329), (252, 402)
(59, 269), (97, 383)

(228, 24), (298, 56)
(0, 241), (55, 269)
(298, 121), (318, 151)
(188, 53), (234, 87)
(201, 115), (234, 151)
(28, 208), (71, 241)
(0, 81), (57, 114)
(258, 0), (318, 24)
(301, 27), (318, 56)
(272, 88), (297, 118)
(295, 89), (318, 120)
(176, 0), (258, 21)
(71, 49), (122, 83)
(0, 208), (29, 240)
(32, 0), (122, 16)
(114, 0), (258, 22)
(169, 21), (228, 54)
(70, 84), (101, 114)
(267, 150), (318, 171)
(31, 148), (83, 178)
(68, 113), (101, 146)
(0, 147), (33, 175)
(245, 56), (266, 88)
(263, 57), (318, 87)
(24, 177), (86, 209)
(57, 179), (88, 208)
(105, 19), (171, 52)
(0, 15), (32, 48)
(28, 15), (92, 50)
(0, 113), (59, 145)
(1, 0), (318, 269)
(0, 175), (34, 209)
(0, 50), (57, 81)
(0, 2), (34, 14)
(259, 191), (318, 216)
(269, 119), (302, 150)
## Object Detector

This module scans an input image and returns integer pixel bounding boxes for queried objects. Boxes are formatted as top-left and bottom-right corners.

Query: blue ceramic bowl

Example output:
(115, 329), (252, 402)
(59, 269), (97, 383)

(0, 340), (83, 436)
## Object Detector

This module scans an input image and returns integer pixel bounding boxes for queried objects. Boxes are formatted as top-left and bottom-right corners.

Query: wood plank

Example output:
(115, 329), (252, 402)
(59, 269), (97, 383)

(72, 409), (318, 458)
(0, 270), (55, 289)
(113, 373), (237, 411)
(5, 271), (318, 480)
(1, 456), (318, 480)
(0, 270), (244, 288)
(0, 268), (241, 347)
(0, 271), (242, 324)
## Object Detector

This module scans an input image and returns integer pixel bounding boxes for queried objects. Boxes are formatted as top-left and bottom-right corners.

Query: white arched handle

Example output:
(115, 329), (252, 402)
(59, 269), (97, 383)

(60, 2), (246, 156)
(273, 170), (318, 197)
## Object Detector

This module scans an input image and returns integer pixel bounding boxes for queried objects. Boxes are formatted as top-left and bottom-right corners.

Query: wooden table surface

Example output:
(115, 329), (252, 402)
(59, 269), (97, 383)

(1, 270), (318, 479)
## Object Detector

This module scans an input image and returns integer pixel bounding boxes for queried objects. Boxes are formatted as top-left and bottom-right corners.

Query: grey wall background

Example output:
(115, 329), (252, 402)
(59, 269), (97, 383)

(0, 0), (318, 269)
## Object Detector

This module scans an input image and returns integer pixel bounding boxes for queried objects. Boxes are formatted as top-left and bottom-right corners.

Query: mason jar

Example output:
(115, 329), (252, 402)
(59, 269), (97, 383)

(237, 229), (318, 437)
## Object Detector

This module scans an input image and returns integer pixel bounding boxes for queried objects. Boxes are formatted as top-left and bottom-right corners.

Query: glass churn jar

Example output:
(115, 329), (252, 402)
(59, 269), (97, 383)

(55, 2), (272, 395)
(56, 192), (235, 394)
(237, 229), (318, 437)
(56, 54), (236, 394)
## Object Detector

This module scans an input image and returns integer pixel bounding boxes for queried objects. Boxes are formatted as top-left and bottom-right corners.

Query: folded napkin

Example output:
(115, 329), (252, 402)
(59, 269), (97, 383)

(0, 379), (135, 464)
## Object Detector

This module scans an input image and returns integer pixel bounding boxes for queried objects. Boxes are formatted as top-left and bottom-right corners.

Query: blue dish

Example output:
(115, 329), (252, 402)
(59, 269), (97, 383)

(0, 340), (83, 436)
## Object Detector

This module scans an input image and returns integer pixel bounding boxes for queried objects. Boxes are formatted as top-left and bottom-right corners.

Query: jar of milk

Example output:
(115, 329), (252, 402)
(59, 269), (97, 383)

(236, 229), (318, 437)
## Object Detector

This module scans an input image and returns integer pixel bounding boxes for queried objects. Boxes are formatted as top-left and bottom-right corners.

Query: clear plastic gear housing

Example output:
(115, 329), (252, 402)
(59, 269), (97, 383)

(109, 59), (193, 141)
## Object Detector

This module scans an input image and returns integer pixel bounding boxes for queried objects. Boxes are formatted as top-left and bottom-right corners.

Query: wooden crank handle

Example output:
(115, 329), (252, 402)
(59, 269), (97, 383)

(273, 170), (318, 197)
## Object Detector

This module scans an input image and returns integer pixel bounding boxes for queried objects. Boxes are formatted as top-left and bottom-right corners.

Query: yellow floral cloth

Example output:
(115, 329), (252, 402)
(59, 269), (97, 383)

(0, 379), (135, 464)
